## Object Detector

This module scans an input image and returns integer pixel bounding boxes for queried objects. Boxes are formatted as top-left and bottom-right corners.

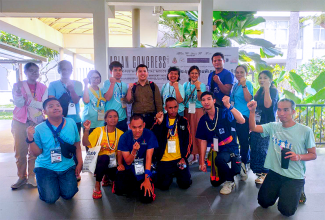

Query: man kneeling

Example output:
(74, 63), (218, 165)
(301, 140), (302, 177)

(27, 98), (83, 204)
(152, 97), (192, 190)
(114, 114), (158, 203)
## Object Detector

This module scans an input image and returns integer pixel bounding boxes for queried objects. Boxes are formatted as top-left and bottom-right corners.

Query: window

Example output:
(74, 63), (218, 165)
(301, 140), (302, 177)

(313, 25), (325, 41)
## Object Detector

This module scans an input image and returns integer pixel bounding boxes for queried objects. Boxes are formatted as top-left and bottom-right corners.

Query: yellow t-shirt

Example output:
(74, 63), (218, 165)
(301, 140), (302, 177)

(161, 118), (182, 161)
(88, 126), (124, 156)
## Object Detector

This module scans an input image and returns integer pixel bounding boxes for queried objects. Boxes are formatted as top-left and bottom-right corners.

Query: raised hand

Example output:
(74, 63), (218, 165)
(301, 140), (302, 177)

(128, 83), (134, 90)
(66, 80), (74, 91)
(155, 112), (164, 125)
(83, 120), (91, 131)
(239, 77), (246, 86)
(222, 96), (231, 109)
(83, 78), (89, 85)
(247, 100), (257, 112)
(26, 126), (35, 141)
(194, 81), (201, 90)
(109, 77), (117, 84)
(213, 74), (220, 84)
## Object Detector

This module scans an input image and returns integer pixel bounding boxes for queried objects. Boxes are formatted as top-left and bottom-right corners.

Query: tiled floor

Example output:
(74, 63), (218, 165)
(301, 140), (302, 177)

(0, 149), (324, 220)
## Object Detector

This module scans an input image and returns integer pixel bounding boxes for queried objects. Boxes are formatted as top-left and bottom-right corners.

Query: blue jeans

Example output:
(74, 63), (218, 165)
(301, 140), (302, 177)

(34, 166), (78, 204)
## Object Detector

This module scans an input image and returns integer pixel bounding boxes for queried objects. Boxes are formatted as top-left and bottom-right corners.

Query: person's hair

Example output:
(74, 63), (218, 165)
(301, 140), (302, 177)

(254, 70), (277, 99)
(58, 60), (72, 72)
(109, 61), (123, 71)
(130, 114), (144, 123)
(200, 91), (215, 100)
(87, 70), (101, 84)
(136, 64), (148, 72)
(235, 65), (248, 74)
(24, 62), (39, 72)
(278, 98), (296, 110)
(43, 97), (60, 109)
(211, 52), (224, 61)
(167, 66), (181, 82)
(165, 97), (178, 105)
(188, 65), (200, 81)
(104, 109), (119, 126)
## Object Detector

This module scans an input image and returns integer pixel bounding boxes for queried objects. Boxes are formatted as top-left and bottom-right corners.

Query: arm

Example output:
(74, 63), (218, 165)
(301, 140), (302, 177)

(82, 78), (90, 104)
(247, 101), (264, 133)
(74, 141), (83, 176)
(67, 81), (81, 104)
(125, 83), (134, 103)
(154, 84), (163, 112)
(117, 151), (125, 171)
(243, 87), (252, 103)
(172, 82), (184, 103)
(285, 147), (317, 161)
(140, 148), (154, 197)
(121, 141), (140, 165)
(195, 81), (203, 101)
(104, 78), (116, 101)
(264, 88), (272, 108)
(82, 120), (91, 146)
(199, 139), (207, 172)
(12, 83), (26, 108)
(27, 126), (43, 157)
(222, 96), (245, 124)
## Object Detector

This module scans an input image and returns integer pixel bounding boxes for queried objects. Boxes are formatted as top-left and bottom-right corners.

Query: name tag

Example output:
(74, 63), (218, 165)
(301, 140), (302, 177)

(51, 148), (62, 163)
(168, 139), (177, 153)
(134, 158), (144, 175)
(213, 137), (219, 152)
(98, 110), (105, 121)
(255, 112), (261, 123)
(121, 97), (127, 108)
(188, 102), (196, 114)
(108, 153), (117, 168)
(67, 103), (76, 115)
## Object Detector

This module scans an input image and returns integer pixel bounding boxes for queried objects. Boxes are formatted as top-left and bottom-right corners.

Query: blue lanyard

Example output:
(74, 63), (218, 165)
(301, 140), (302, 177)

(166, 114), (178, 130)
(46, 118), (65, 144)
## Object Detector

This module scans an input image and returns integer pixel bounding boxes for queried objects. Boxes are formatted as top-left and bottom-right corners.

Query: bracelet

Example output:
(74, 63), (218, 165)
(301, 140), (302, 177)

(131, 151), (136, 157)
(26, 138), (34, 144)
(228, 105), (234, 111)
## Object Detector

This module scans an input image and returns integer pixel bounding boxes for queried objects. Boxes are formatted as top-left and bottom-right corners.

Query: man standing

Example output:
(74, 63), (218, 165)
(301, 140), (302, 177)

(103, 61), (128, 132)
(248, 98), (317, 217)
(126, 64), (163, 129)
(207, 52), (234, 106)
(114, 114), (158, 203)
(196, 92), (245, 195)
(151, 97), (192, 190)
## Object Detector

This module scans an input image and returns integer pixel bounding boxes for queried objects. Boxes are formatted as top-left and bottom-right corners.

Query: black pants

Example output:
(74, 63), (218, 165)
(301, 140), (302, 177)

(258, 170), (305, 217)
(143, 113), (155, 130)
(236, 116), (250, 164)
(114, 169), (155, 203)
(156, 159), (192, 190)
(95, 155), (117, 182)
(116, 118), (128, 132)
(211, 151), (235, 187)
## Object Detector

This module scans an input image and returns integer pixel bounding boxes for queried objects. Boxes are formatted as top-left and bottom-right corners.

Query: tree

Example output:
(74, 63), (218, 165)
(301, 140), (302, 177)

(300, 13), (325, 29)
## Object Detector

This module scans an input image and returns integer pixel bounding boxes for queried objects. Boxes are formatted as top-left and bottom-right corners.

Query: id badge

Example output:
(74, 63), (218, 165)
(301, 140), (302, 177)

(188, 102), (196, 114)
(168, 139), (177, 153)
(213, 137), (219, 152)
(121, 97), (127, 108)
(51, 148), (62, 164)
(108, 153), (117, 168)
(134, 158), (145, 175)
(67, 103), (76, 115)
(255, 112), (261, 123)
(98, 110), (104, 121)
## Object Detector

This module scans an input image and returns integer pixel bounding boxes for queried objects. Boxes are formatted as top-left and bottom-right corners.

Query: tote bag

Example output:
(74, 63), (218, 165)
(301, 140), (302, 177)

(82, 128), (103, 173)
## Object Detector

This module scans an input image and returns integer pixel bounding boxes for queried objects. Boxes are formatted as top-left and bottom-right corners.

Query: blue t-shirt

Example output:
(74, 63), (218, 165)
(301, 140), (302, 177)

(118, 129), (158, 181)
(254, 87), (279, 124)
(161, 83), (185, 113)
(81, 88), (105, 128)
(261, 122), (315, 179)
(48, 80), (83, 123)
(34, 118), (80, 172)
(208, 69), (234, 102)
(102, 81), (128, 121)
(183, 82), (206, 108)
(230, 81), (253, 117)
(196, 108), (238, 154)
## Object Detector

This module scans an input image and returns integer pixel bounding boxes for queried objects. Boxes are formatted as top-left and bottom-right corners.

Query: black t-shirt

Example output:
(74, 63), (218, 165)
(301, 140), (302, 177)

(254, 87), (279, 124)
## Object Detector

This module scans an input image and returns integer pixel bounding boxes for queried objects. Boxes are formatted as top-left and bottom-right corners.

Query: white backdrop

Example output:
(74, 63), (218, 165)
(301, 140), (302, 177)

(107, 47), (239, 89)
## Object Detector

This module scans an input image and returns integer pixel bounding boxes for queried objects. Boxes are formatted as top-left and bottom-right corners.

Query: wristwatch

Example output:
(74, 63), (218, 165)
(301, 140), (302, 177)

(26, 138), (34, 143)
(196, 89), (201, 92)
(242, 85), (247, 88)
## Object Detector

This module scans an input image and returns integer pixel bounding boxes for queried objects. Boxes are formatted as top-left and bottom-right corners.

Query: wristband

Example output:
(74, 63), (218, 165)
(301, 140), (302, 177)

(145, 169), (152, 177)
(242, 85), (247, 88)
(26, 138), (34, 144)
(228, 105), (234, 111)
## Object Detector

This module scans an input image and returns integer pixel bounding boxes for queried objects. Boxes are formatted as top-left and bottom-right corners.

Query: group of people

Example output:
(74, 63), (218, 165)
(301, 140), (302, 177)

(11, 52), (316, 217)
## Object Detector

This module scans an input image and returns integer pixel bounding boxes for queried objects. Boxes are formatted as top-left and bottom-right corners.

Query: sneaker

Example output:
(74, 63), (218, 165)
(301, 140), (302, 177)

(240, 163), (248, 181)
(27, 176), (37, 187)
(11, 178), (27, 189)
(188, 154), (199, 165)
(255, 173), (267, 184)
(220, 181), (235, 195)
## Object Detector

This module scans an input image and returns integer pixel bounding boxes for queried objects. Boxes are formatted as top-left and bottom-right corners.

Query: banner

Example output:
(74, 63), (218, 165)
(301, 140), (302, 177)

(107, 47), (238, 89)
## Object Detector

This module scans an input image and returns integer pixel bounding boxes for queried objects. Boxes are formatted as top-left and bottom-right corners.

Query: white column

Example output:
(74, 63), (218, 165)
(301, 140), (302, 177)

(73, 53), (77, 80)
(302, 20), (313, 64)
(198, 0), (213, 47)
(132, 8), (141, 47)
(59, 48), (64, 61)
(93, 0), (109, 83)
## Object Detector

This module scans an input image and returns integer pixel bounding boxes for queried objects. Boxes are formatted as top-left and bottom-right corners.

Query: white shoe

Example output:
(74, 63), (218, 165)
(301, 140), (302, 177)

(240, 163), (248, 181)
(220, 181), (235, 195)
(27, 176), (37, 187)
(255, 173), (267, 184)
(11, 178), (27, 189)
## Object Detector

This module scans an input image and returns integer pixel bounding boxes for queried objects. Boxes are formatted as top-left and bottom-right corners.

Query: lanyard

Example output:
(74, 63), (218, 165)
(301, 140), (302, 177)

(168, 84), (175, 97)
(184, 82), (196, 106)
(46, 118), (65, 144)
(166, 115), (178, 137)
(60, 80), (72, 101)
(89, 87), (106, 107)
(205, 108), (219, 131)
(105, 127), (117, 151)
(116, 82), (123, 95)
(231, 83), (241, 100)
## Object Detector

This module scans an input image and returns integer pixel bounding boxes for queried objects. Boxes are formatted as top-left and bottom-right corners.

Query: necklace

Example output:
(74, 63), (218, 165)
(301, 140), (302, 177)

(205, 108), (219, 131)
(105, 126), (117, 151)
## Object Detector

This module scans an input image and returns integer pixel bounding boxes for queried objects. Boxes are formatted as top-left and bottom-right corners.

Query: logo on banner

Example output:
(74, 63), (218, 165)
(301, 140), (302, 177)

(172, 57), (177, 64)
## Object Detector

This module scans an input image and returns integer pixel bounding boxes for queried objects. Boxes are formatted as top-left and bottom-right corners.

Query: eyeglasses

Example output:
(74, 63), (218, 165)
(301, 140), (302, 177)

(91, 77), (101, 80)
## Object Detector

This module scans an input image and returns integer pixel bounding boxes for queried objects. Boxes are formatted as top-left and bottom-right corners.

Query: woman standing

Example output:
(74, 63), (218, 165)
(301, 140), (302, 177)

(161, 66), (185, 116)
(230, 65), (253, 181)
(183, 66), (206, 164)
(82, 110), (125, 199)
(250, 70), (279, 184)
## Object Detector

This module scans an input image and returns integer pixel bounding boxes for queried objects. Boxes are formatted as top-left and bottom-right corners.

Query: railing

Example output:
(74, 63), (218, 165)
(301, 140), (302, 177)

(295, 104), (325, 146)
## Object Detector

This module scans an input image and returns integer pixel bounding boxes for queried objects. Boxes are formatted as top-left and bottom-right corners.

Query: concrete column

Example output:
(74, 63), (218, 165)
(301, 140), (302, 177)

(59, 48), (64, 61)
(132, 8), (141, 47)
(93, 0), (109, 83)
(302, 20), (313, 63)
(198, 0), (213, 47)
(73, 53), (77, 80)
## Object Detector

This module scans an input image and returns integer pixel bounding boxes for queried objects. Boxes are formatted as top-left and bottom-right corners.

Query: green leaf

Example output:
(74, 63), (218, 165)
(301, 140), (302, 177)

(311, 71), (325, 92)
(289, 71), (307, 95)
(283, 90), (301, 104)
(309, 88), (325, 103)
(242, 16), (265, 29)
(243, 36), (275, 48)
(244, 29), (263, 35)
(275, 71), (287, 84)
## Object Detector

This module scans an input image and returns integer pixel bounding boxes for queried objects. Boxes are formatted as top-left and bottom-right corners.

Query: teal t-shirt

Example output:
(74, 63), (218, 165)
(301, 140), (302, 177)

(230, 80), (253, 117)
(102, 80), (127, 121)
(261, 122), (315, 179)
(34, 118), (80, 172)
(183, 82), (206, 108)
(161, 83), (185, 113)
(81, 88), (105, 128)
(48, 80), (83, 123)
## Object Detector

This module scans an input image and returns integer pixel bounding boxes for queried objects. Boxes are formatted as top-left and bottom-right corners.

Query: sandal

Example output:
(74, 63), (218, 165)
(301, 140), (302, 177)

(92, 189), (102, 199)
(299, 191), (306, 204)
(102, 175), (112, 187)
